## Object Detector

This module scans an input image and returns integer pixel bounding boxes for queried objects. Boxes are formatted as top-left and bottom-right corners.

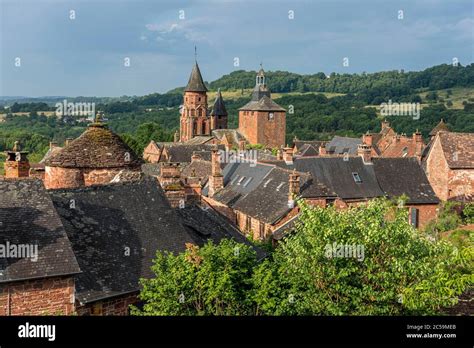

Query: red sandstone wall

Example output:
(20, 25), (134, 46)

(0, 276), (75, 316)
(202, 196), (236, 222)
(83, 168), (123, 186)
(425, 137), (450, 201)
(45, 166), (84, 189)
(76, 293), (138, 316)
(239, 110), (286, 148)
(448, 169), (474, 201)
(407, 204), (438, 229)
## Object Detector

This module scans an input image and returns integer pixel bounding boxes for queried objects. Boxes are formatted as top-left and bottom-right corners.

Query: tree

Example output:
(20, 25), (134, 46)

(131, 239), (258, 316)
(251, 200), (472, 315)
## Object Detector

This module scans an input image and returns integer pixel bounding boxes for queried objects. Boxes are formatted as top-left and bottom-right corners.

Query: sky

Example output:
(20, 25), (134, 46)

(0, 0), (473, 97)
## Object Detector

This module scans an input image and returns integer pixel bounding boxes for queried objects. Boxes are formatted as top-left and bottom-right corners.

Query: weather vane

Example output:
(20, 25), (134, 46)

(194, 45), (197, 62)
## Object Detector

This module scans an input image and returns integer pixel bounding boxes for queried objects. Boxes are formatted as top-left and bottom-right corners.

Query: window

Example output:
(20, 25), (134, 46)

(198, 109), (202, 117)
(268, 112), (274, 121)
(352, 172), (362, 183)
(276, 182), (285, 191)
(91, 303), (103, 316)
(259, 222), (265, 239)
(243, 177), (252, 187)
(198, 97), (201, 102)
(246, 216), (251, 231)
(237, 176), (246, 185)
(410, 207), (419, 228)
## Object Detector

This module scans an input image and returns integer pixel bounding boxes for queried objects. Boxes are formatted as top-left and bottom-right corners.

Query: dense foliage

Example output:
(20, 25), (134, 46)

(132, 239), (258, 315)
(209, 64), (474, 104)
(133, 200), (472, 316)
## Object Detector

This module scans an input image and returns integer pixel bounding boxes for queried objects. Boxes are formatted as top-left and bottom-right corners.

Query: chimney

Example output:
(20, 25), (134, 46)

(288, 169), (300, 208)
(413, 130), (424, 160)
(381, 119), (390, 130)
(49, 141), (58, 150)
(4, 141), (30, 178)
(319, 143), (327, 156)
(277, 147), (284, 161)
(357, 143), (372, 164)
(65, 138), (73, 146)
(174, 130), (179, 143)
(395, 133), (401, 142)
(283, 145), (293, 164)
(362, 132), (373, 146)
(208, 147), (224, 197)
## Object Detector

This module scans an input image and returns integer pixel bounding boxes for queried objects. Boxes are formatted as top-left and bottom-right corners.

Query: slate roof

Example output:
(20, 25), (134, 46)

(295, 143), (319, 157)
(0, 178), (80, 283)
(212, 129), (246, 148)
(372, 158), (440, 204)
(49, 178), (195, 304)
(276, 157), (385, 200)
(210, 89), (228, 116)
(325, 136), (362, 155)
(208, 162), (274, 206)
(184, 62), (207, 92)
(44, 124), (143, 168)
(437, 132), (474, 169)
(40, 146), (63, 164)
(176, 205), (266, 260)
(232, 167), (332, 224)
(163, 144), (224, 163)
(209, 163), (334, 224)
(239, 95), (286, 112)
(181, 159), (212, 185)
(184, 136), (215, 145)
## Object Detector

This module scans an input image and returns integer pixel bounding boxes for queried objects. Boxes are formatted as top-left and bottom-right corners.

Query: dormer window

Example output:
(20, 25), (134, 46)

(402, 147), (408, 157)
(268, 112), (274, 121)
(352, 172), (362, 183)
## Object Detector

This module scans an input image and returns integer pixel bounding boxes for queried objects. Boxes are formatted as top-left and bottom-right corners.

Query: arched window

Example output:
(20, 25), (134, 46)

(268, 112), (274, 121)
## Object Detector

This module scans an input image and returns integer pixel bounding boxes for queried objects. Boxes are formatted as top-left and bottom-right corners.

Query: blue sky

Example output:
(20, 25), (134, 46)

(1, 0), (473, 97)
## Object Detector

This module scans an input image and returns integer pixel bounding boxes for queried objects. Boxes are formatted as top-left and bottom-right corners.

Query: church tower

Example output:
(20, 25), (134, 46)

(180, 58), (209, 142)
(210, 88), (228, 130)
(238, 66), (286, 148)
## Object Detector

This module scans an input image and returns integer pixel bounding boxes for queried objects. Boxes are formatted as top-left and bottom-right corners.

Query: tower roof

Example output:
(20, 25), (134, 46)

(210, 89), (228, 116)
(184, 62), (208, 92)
(429, 119), (450, 136)
(44, 123), (143, 168)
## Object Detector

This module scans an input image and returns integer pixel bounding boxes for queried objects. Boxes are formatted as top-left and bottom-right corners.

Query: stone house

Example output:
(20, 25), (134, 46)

(423, 131), (474, 202)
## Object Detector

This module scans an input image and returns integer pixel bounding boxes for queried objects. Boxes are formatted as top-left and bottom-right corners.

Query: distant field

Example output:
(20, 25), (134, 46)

(207, 89), (345, 101)
(419, 87), (474, 109)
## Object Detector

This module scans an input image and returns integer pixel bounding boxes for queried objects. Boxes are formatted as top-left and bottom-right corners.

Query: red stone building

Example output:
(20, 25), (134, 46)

(43, 118), (143, 189)
(423, 131), (474, 201)
(0, 178), (80, 315)
(238, 68), (286, 149)
(179, 61), (228, 142)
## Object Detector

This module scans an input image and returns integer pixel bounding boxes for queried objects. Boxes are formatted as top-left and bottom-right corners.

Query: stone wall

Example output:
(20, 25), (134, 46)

(44, 166), (84, 189)
(76, 292), (138, 316)
(239, 110), (286, 148)
(0, 276), (75, 315)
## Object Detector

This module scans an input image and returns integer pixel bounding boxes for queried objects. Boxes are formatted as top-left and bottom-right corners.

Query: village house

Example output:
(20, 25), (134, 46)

(422, 131), (474, 201)
(43, 115), (143, 190)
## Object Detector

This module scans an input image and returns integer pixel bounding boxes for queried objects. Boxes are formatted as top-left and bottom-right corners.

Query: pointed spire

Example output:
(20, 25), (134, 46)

(184, 58), (207, 92)
(210, 88), (228, 116)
